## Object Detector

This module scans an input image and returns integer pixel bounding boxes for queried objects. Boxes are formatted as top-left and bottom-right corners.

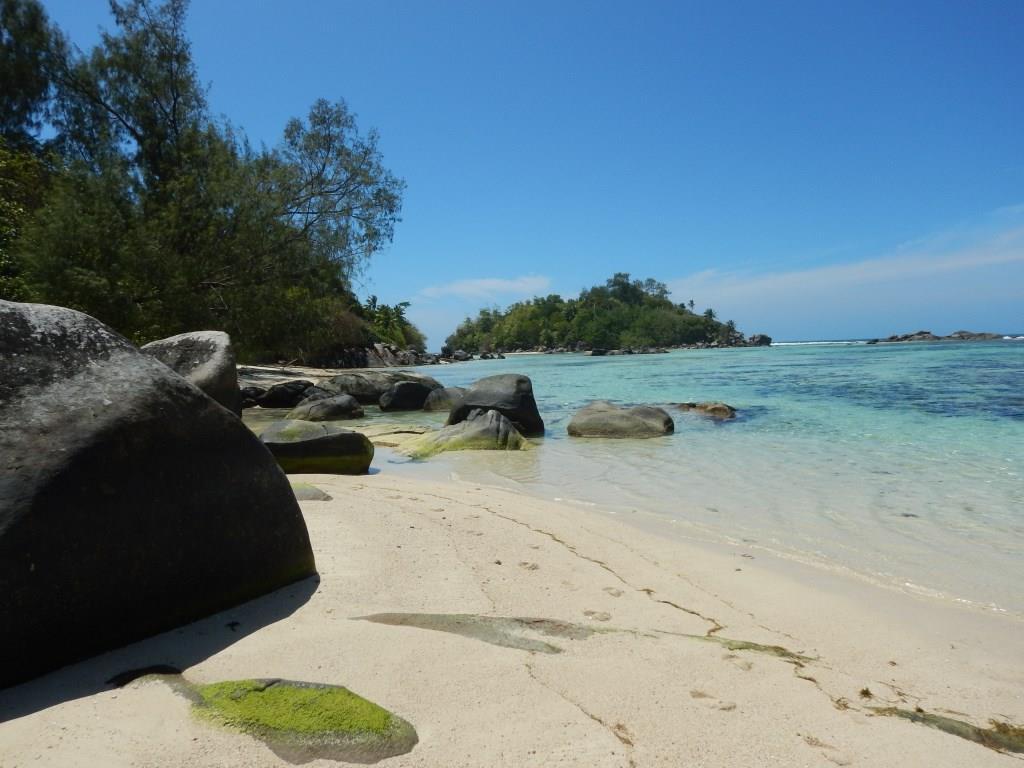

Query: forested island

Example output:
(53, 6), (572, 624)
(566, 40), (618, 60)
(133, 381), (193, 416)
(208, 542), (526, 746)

(444, 272), (768, 354)
(0, 0), (424, 363)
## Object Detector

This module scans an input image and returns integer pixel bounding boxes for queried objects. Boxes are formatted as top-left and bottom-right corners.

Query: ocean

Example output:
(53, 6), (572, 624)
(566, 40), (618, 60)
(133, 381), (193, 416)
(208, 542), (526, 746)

(375, 340), (1024, 618)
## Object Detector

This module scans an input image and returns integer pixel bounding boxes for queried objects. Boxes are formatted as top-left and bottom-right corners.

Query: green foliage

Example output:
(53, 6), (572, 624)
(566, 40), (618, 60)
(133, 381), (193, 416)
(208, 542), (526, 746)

(445, 272), (741, 352)
(2, 0), (424, 361)
(362, 295), (426, 351)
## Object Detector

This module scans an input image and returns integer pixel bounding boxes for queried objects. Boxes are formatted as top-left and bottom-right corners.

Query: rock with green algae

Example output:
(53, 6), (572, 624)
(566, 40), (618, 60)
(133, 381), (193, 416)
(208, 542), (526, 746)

(400, 409), (532, 459)
(260, 420), (374, 474)
(193, 679), (418, 763)
(288, 481), (333, 501)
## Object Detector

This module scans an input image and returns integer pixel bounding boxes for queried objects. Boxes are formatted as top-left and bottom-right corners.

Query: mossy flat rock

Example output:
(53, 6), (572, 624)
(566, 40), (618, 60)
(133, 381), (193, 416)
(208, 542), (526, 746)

(193, 678), (418, 763)
(260, 420), (374, 475)
(401, 409), (531, 459)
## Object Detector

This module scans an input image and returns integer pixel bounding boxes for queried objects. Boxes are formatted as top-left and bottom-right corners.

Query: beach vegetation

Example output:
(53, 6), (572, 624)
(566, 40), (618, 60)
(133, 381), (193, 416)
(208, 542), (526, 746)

(444, 272), (742, 352)
(0, 0), (423, 361)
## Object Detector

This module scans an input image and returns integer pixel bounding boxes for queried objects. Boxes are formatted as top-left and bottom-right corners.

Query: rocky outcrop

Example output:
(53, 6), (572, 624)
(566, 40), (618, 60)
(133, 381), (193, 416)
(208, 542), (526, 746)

(451, 349), (472, 362)
(319, 371), (442, 405)
(285, 394), (364, 421)
(885, 330), (940, 343)
(0, 301), (316, 688)
(141, 330), (242, 414)
(567, 401), (675, 438)
(423, 386), (466, 412)
(883, 330), (1004, 343)
(379, 381), (434, 411)
(747, 334), (772, 346)
(260, 421), (374, 474)
(677, 401), (737, 420)
(447, 374), (545, 437)
(257, 380), (315, 408)
(402, 409), (531, 459)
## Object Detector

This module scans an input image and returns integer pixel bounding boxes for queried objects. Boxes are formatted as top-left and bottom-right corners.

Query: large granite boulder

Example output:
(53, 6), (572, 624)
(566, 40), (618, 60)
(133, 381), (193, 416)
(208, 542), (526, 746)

(140, 330), (242, 415)
(379, 381), (433, 411)
(747, 334), (772, 347)
(319, 371), (442, 405)
(285, 394), (364, 421)
(423, 386), (466, 412)
(677, 401), (737, 420)
(257, 379), (315, 408)
(260, 421), (374, 474)
(402, 409), (531, 459)
(567, 401), (674, 438)
(447, 374), (545, 437)
(0, 301), (316, 688)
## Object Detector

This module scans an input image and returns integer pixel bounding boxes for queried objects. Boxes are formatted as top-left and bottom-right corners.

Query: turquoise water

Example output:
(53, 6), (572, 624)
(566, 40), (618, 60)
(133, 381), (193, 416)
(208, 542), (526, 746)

(395, 341), (1024, 617)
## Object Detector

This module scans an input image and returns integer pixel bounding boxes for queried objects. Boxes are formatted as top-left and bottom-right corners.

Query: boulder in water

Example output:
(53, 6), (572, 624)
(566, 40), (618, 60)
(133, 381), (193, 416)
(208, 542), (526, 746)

(422, 386), (466, 412)
(567, 401), (674, 438)
(260, 420), (374, 474)
(447, 374), (545, 437)
(403, 409), (530, 459)
(286, 394), (364, 421)
(379, 381), (433, 411)
(320, 371), (442, 405)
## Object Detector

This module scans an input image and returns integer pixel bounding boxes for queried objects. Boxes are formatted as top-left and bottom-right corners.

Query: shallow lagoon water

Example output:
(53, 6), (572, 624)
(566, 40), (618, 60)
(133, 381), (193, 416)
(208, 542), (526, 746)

(389, 341), (1024, 618)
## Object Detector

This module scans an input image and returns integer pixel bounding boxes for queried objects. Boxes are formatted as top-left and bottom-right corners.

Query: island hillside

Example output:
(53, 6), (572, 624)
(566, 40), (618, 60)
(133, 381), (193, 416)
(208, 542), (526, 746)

(444, 272), (769, 353)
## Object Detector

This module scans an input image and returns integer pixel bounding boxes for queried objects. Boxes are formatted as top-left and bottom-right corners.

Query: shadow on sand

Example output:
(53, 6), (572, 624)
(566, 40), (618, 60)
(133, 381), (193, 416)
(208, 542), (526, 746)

(0, 575), (319, 723)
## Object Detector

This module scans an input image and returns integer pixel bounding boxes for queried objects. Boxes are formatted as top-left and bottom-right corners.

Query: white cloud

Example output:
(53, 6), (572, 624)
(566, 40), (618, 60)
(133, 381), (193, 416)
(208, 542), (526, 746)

(419, 275), (551, 300)
(667, 213), (1024, 339)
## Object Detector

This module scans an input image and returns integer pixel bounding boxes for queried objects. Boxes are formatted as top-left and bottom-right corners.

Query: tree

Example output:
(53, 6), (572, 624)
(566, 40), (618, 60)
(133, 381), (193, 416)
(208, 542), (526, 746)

(10, 0), (414, 360)
(1, 0), (61, 145)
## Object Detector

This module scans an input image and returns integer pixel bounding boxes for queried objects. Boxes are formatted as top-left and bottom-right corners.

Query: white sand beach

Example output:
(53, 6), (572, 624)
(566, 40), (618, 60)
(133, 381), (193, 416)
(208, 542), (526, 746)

(2, 472), (1021, 767)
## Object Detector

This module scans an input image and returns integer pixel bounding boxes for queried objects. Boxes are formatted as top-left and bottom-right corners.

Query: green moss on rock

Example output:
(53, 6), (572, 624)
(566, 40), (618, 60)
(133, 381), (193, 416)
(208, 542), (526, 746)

(192, 678), (417, 763)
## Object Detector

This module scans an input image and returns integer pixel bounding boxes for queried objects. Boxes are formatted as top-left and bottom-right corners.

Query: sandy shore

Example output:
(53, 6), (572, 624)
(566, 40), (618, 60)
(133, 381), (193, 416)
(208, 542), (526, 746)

(1, 473), (1021, 766)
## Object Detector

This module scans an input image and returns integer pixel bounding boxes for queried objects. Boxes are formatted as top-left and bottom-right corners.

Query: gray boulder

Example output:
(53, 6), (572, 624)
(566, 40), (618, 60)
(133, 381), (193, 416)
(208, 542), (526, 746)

(677, 401), (737, 420)
(423, 386), (466, 412)
(567, 401), (674, 438)
(748, 334), (772, 346)
(141, 330), (242, 414)
(260, 420), (374, 474)
(0, 301), (316, 688)
(447, 374), (545, 437)
(286, 394), (364, 421)
(451, 349), (472, 361)
(320, 371), (442, 405)
(257, 379), (315, 408)
(402, 409), (531, 459)
(379, 381), (434, 411)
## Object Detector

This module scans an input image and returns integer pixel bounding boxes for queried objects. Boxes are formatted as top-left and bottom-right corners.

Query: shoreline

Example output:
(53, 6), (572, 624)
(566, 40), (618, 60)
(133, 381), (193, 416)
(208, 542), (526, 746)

(2, 472), (1021, 766)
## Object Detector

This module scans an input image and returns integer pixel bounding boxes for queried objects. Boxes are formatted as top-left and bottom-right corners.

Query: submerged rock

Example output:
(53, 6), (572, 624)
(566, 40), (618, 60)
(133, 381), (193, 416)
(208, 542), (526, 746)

(422, 386), (466, 412)
(403, 409), (530, 459)
(286, 394), (364, 421)
(567, 400), (675, 438)
(677, 401), (737, 420)
(141, 330), (242, 414)
(260, 420), (374, 474)
(447, 373), (545, 437)
(0, 301), (315, 688)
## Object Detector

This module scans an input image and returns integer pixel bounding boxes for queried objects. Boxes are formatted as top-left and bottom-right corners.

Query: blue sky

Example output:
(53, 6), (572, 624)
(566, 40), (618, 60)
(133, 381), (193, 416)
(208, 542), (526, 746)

(43, 0), (1023, 343)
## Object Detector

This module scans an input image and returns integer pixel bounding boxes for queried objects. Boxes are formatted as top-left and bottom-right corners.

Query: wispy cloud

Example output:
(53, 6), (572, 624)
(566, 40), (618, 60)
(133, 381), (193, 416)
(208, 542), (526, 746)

(667, 210), (1024, 338)
(420, 274), (551, 300)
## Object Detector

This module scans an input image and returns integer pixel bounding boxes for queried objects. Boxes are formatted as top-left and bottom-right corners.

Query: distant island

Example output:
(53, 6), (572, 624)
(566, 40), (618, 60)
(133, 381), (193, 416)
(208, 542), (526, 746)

(875, 330), (1006, 343)
(443, 273), (771, 355)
